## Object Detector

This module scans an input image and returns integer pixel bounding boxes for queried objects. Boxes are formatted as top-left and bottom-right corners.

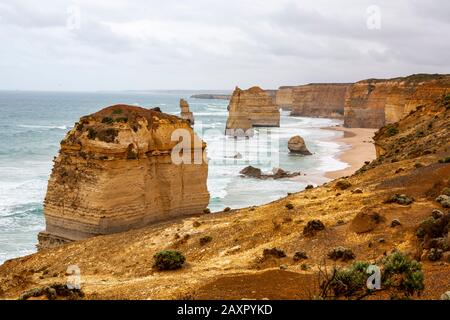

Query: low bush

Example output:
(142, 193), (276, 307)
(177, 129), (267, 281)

(153, 250), (186, 271)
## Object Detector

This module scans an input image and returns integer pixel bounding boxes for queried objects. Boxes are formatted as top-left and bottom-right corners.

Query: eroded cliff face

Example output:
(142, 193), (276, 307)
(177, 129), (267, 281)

(275, 86), (295, 111)
(38, 105), (209, 248)
(290, 84), (350, 118)
(225, 86), (280, 135)
(344, 74), (450, 128)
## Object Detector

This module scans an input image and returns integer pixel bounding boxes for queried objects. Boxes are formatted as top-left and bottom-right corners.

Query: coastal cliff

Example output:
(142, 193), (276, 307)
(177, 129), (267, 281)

(275, 86), (295, 111)
(290, 83), (351, 118)
(38, 105), (209, 249)
(344, 74), (450, 128)
(225, 86), (280, 135)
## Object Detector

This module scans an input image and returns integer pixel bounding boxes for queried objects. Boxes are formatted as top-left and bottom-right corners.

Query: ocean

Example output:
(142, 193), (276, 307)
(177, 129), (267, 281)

(0, 90), (346, 264)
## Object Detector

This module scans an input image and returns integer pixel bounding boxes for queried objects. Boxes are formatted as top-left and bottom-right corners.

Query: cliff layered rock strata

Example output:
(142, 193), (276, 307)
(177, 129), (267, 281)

(180, 99), (194, 125)
(290, 83), (351, 118)
(275, 86), (295, 111)
(344, 74), (450, 128)
(38, 105), (209, 249)
(226, 86), (280, 136)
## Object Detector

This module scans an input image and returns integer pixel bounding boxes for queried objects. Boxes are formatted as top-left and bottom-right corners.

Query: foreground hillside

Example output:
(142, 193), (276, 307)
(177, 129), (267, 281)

(0, 96), (449, 300)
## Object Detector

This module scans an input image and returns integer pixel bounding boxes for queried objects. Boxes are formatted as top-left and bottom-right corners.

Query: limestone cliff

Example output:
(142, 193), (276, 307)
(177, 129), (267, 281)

(38, 105), (209, 248)
(225, 86), (280, 136)
(344, 74), (450, 128)
(290, 83), (351, 118)
(180, 99), (194, 125)
(275, 86), (295, 111)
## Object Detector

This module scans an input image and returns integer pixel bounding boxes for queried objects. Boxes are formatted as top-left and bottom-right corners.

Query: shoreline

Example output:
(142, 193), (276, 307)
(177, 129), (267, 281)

(322, 126), (377, 179)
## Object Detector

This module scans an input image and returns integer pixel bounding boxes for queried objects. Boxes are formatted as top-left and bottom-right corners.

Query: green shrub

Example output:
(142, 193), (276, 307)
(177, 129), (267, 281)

(87, 128), (97, 140)
(438, 156), (450, 164)
(112, 109), (123, 115)
(319, 252), (424, 299)
(101, 117), (113, 124)
(381, 251), (424, 297)
(114, 117), (128, 123)
(153, 250), (185, 271)
(385, 125), (399, 137)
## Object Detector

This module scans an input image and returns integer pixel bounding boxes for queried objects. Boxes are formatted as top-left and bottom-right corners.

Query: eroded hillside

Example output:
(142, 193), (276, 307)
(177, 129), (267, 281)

(0, 96), (449, 300)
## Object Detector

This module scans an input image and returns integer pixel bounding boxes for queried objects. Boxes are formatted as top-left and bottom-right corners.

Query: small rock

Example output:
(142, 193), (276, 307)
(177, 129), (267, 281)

(223, 207), (231, 212)
(279, 264), (288, 270)
(203, 208), (211, 214)
(305, 185), (314, 190)
(285, 203), (294, 210)
(352, 188), (363, 194)
(390, 219), (402, 227)
(336, 179), (352, 190)
(378, 238), (386, 243)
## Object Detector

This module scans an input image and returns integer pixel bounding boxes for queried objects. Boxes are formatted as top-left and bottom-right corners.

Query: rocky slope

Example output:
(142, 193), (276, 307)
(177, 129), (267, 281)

(225, 86), (280, 136)
(289, 83), (351, 118)
(344, 74), (450, 128)
(38, 105), (209, 249)
(1, 96), (449, 300)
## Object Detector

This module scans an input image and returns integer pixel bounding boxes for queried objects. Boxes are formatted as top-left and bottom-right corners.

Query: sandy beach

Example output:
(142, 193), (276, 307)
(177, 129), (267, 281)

(324, 126), (378, 179)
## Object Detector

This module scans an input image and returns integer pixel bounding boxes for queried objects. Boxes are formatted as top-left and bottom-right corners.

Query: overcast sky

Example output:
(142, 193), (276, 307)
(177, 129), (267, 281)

(0, 0), (449, 91)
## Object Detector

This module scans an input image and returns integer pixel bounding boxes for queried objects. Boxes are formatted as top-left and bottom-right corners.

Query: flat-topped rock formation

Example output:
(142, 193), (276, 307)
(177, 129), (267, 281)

(225, 86), (280, 136)
(180, 99), (194, 125)
(290, 83), (351, 118)
(38, 104), (209, 249)
(344, 74), (450, 128)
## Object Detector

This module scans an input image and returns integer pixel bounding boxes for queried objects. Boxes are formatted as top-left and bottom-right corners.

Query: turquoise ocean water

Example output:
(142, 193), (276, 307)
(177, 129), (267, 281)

(0, 90), (346, 263)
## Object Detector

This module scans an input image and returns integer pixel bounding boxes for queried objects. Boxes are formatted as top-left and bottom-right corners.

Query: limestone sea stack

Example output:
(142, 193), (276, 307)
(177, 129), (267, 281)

(288, 135), (312, 155)
(38, 105), (209, 249)
(226, 86), (280, 136)
(344, 74), (450, 128)
(180, 98), (194, 125)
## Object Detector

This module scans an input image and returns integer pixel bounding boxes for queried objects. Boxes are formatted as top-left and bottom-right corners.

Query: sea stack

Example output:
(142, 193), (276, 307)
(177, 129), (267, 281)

(226, 86), (280, 136)
(38, 104), (209, 249)
(344, 74), (450, 128)
(180, 98), (194, 125)
(288, 135), (312, 155)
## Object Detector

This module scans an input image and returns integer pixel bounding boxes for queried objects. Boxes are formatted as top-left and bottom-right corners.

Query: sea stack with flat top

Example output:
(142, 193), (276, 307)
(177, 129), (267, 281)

(226, 86), (280, 136)
(38, 104), (209, 249)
